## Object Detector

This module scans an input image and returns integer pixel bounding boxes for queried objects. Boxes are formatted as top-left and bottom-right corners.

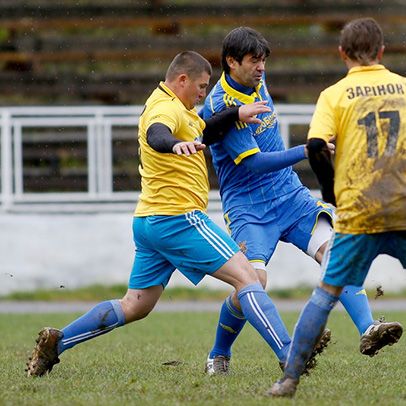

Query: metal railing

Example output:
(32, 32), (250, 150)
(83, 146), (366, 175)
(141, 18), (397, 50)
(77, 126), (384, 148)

(0, 104), (315, 211)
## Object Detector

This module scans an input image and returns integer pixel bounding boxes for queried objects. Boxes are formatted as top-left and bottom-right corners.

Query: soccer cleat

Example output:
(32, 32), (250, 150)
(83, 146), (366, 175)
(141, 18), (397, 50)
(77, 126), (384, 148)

(278, 328), (331, 376)
(302, 328), (331, 375)
(267, 377), (299, 398)
(26, 327), (63, 377)
(360, 320), (403, 357)
(204, 354), (230, 375)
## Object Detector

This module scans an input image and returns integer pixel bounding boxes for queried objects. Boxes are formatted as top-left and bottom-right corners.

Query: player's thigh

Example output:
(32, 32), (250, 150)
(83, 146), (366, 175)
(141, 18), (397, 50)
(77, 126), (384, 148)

(152, 210), (240, 285)
(321, 232), (379, 287)
(213, 251), (259, 290)
(130, 217), (176, 289)
(225, 205), (280, 267)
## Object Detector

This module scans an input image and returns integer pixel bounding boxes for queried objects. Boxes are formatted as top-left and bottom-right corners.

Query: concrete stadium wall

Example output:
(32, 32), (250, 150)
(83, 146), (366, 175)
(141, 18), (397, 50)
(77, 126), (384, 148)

(1, 209), (405, 295)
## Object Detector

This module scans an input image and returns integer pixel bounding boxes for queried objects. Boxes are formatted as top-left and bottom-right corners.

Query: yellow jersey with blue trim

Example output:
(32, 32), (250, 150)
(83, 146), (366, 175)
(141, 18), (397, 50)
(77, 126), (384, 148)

(308, 65), (406, 234)
(135, 82), (209, 216)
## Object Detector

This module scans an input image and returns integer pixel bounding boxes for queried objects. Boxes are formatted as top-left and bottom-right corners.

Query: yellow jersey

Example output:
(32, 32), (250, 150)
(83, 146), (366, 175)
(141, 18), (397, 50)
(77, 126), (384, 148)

(135, 82), (209, 216)
(308, 65), (406, 234)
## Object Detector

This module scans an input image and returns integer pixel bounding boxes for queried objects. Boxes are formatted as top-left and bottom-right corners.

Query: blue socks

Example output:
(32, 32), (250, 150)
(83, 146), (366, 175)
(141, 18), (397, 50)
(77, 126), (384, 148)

(57, 300), (126, 355)
(339, 285), (374, 335)
(209, 295), (246, 358)
(238, 283), (291, 362)
(284, 287), (339, 380)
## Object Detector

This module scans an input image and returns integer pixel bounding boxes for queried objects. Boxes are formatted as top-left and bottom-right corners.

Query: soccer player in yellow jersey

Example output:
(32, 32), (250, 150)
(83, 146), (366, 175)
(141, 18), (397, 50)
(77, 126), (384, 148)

(270, 18), (405, 398)
(26, 51), (314, 378)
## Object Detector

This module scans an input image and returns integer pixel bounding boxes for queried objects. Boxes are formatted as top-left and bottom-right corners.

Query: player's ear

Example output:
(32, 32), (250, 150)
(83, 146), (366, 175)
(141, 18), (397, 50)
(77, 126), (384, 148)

(226, 56), (237, 70)
(377, 45), (385, 61)
(338, 46), (346, 61)
(178, 73), (188, 87)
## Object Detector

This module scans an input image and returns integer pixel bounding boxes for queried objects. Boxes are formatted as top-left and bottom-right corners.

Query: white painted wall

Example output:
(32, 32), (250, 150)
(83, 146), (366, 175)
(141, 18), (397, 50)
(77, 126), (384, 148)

(1, 208), (404, 295)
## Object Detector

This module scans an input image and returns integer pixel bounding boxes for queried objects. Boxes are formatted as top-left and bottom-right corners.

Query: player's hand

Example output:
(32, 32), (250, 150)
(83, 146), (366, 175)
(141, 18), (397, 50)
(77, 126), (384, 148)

(326, 142), (335, 155)
(327, 136), (336, 154)
(238, 101), (271, 125)
(172, 141), (206, 156)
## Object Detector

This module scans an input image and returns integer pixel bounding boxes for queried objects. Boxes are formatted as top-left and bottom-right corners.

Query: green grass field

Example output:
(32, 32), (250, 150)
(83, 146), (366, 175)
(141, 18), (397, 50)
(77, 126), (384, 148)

(1, 311), (406, 406)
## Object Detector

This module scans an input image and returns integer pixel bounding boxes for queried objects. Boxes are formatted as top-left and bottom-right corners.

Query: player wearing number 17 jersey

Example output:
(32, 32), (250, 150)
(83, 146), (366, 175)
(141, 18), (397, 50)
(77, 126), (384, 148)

(270, 17), (405, 398)
(308, 51), (406, 234)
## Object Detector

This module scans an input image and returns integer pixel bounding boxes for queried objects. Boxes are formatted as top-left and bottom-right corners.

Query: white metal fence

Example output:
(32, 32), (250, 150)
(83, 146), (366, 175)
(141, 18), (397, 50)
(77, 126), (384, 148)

(0, 104), (315, 211)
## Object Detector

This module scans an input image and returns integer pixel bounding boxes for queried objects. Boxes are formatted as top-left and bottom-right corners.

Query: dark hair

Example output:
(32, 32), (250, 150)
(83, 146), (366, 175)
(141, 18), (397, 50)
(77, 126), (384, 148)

(340, 18), (384, 65)
(221, 27), (270, 73)
(166, 51), (212, 81)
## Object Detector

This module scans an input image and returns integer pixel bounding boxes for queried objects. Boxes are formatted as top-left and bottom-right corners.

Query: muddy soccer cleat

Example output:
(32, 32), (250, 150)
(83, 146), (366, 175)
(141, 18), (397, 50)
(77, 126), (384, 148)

(302, 328), (331, 375)
(267, 377), (299, 398)
(26, 327), (63, 377)
(204, 354), (230, 375)
(360, 320), (403, 357)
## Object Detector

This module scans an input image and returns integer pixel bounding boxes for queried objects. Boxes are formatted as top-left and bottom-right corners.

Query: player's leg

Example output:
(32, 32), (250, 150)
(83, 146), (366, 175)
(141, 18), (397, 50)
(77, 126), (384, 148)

(26, 285), (163, 378)
(270, 232), (403, 397)
(358, 231), (404, 356)
(170, 210), (292, 368)
(205, 207), (291, 373)
(205, 267), (266, 374)
(269, 281), (342, 398)
(212, 252), (292, 365)
(308, 215), (374, 335)
(269, 232), (355, 397)
(26, 216), (171, 377)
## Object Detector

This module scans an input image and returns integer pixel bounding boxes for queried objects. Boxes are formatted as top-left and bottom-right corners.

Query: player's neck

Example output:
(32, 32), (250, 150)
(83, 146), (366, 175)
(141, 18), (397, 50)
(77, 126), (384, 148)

(345, 59), (381, 70)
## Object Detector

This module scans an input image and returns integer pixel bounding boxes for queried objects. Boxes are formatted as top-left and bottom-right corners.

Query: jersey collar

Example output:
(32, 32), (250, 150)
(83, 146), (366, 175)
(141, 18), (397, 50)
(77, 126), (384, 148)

(158, 82), (177, 99)
(347, 64), (386, 75)
(220, 73), (263, 104)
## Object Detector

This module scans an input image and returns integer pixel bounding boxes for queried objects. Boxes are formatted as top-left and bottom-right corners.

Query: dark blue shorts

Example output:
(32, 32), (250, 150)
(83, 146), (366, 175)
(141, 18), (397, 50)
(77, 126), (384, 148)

(224, 187), (334, 267)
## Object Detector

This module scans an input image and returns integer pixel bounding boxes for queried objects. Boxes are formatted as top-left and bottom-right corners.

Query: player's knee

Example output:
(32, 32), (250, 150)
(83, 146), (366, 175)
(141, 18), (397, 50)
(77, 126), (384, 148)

(255, 268), (267, 288)
(315, 242), (328, 264)
(120, 292), (154, 322)
(320, 281), (343, 297)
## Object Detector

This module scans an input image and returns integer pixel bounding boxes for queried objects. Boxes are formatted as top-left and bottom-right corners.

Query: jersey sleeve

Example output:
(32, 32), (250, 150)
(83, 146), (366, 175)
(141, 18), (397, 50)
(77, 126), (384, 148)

(147, 100), (181, 134)
(307, 90), (337, 143)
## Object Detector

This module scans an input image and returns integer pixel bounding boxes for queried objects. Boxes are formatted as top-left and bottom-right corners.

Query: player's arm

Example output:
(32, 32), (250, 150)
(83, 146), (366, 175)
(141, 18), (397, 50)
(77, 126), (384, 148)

(147, 123), (205, 156)
(307, 137), (336, 206)
(146, 111), (240, 156)
(202, 101), (269, 145)
(240, 146), (307, 173)
(147, 101), (270, 155)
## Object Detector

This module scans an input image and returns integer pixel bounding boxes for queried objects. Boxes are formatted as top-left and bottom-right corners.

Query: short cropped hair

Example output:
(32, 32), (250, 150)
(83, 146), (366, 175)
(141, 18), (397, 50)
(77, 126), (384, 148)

(165, 51), (212, 81)
(340, 18), (384, 65)
(222, 27), (270, 73)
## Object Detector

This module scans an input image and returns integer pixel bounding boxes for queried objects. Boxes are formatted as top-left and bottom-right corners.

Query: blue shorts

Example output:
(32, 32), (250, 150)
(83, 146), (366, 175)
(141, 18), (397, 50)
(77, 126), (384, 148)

(322, 231), (406, 287)
(129, 210), (239, 289)
(224, 187), (334, 267)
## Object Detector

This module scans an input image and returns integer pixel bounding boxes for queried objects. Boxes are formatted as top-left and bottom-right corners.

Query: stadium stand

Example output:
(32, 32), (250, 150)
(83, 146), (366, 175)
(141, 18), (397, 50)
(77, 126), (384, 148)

(0, 0), (405, 105)
(0, 0), (405, 194)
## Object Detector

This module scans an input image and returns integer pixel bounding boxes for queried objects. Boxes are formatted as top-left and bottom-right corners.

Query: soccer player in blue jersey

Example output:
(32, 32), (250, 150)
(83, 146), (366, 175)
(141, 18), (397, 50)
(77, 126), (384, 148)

(200, 26), (401, 375)
(269, 18), (404, 398)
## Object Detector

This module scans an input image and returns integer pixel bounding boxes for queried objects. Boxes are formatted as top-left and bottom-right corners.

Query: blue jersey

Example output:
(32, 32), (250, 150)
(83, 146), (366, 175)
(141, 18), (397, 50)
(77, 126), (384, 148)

(201, 72), (303, 213)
